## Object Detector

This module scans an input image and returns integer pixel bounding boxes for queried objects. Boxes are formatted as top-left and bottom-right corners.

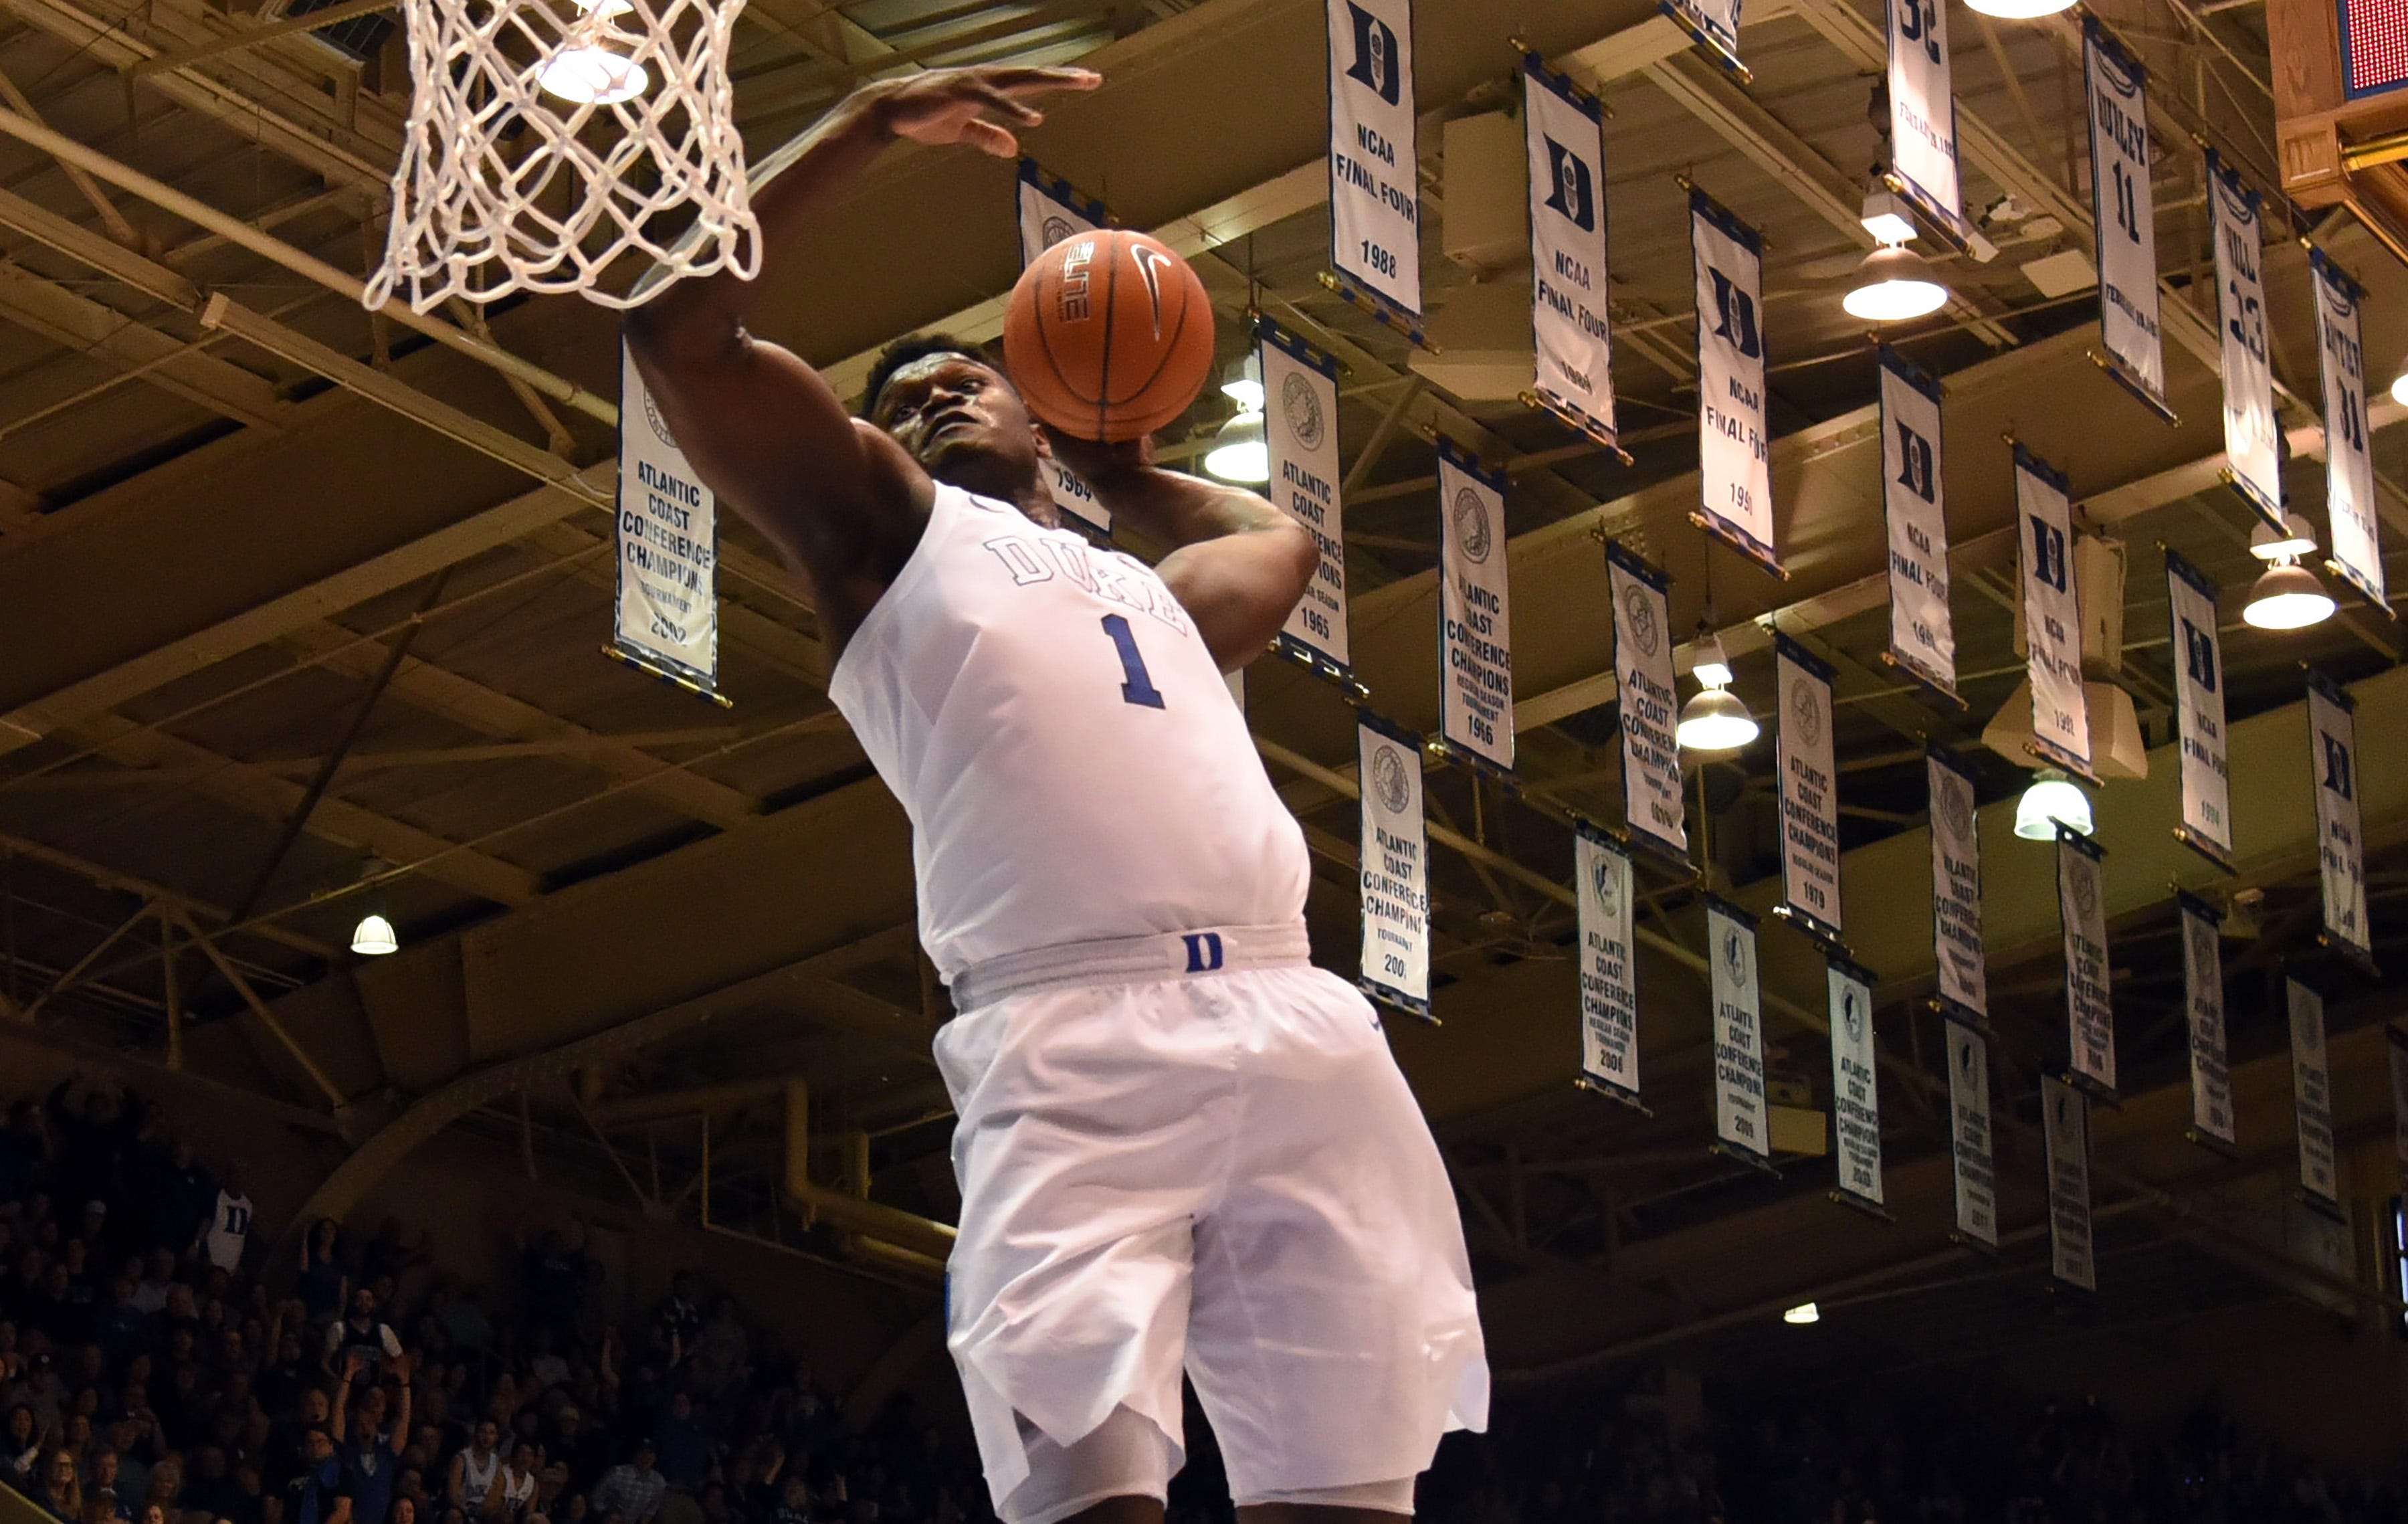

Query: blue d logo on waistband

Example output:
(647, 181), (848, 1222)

(1182, 932), (1225, 973)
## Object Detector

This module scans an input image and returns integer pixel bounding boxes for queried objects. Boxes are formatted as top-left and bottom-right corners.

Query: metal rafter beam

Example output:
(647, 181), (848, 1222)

(0, 260), (289, 429)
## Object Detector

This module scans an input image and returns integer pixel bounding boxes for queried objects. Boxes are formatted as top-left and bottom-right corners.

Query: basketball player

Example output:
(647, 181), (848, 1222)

(626, 64), (1486, 1524)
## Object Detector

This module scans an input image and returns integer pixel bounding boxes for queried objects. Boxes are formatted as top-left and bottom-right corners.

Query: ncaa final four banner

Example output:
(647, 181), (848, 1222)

(1945, 1018), (1999, 1249)
(2206, 152), (2282, 529)
(1880, 348), (1955, 698)
(2288, 977), (2342, 1216)
(2042, 1075), (2096, 1292)
(1524, 56), (1616, 450)
(1690, 189), (1778, 573)
(1016, 161), (1111, 536)
(2307, 672), (2373, 971)
(1326, 0), (1421, 335)
(2178, 892), (2237, 1152)
(1575, 825), (1642, 1107)
(1608, 542), (1688, 864)
(614, 342), (728, 705)
(1259, 318), (1352, 682)
(2059, 828), (2116, 1097)
(1435, 440), (1514, 773)
(1707, 896), (1771, 1167)
(2016, 446), (2094, 779)
(1827, 957), (1885, 1214)
(2311, 250), (2387, 609)
(2084, 21), (2171, 421)
(1884, 0), (1963, 237)
(1775, 635), (1843, 943)
(1928, 749), (1987, 1026)
(2165, 551), (2233, 870)
(1357, 715), (1431, 1018)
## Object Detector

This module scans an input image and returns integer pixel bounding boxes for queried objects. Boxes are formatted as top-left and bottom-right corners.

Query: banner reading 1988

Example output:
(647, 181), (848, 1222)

(1357, 715), (1430, 1018)
(2312, 249), (2386, 609)
(2308, 671), (2372, 969)
(1525, 56), (1615, 450)
(1885, 0), (1962, 235)
(1575, 825), (1641, 1106)
(2017, 446), (2092, 779)
(1609, 542), (1688, 863)
(1260, 319), (1350, 681)
(1017, 160), (1110, 536)
(2165, 550), (2233, 868)
(1436, 440), (1513, 771)
(2206, 151), (2281, 529)
(1775, 634), (1842, 942)
(1928, 749), (1986, 1024)
(2084, 19), (2170, 419)
(615, 342), (726, 704)
(1690, 189), (1777, 571)
(1707, 896), (1770, 1165)
(1880, 347), (1954, 696)
(1326, 0), (1421, 328)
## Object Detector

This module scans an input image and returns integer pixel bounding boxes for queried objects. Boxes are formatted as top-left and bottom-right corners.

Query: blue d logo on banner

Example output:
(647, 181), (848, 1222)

(1543, 140), (1594, 231)
(1344, 2), (1400, 102)
(1708, 269), (1761, 357)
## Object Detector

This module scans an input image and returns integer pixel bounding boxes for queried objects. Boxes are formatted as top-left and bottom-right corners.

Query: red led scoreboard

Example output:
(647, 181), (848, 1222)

(2342, 0), (2408, 96)
(2274, 0), (2408, 246)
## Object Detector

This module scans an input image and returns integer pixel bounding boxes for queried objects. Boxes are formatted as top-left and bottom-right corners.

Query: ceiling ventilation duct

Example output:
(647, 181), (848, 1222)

(1410, 280), (1535, 401)
(1991, 533), (2146, 778)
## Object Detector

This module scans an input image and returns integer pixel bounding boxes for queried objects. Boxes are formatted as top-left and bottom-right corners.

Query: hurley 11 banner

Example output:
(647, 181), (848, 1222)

(1928, 749), (1987, 1025)
(2179, 891), (2237, 1152)
(1609, 542), (1688, 863)
(1575, 824), (1641, 1107)
(2059, 828), (2116, 1097)
(2017, 445), (2093, 779)
(1357, 715), (1430, 1018)
(1827, 956), (1885, 1213)
(2084, 19), (2170, 419)
(1326, 0), (1421, 332)
(1435, 440), (1513, 771)
(1707, 896), (1771, 1166)
(1016, 160), (1111, 535)
(1261, 318), (1351, 682)
(1946, 1018), (1999, 1248)
(2312, 249), (2386, 609)
(1775, 634), (1843, 943)
(1885, 0), (1963, 237)
(1524, 54), (1616, 450)
(2043, 1074), (2098, 1291)
(1879, 346), (1956, 698)
(2308, 671), (2373, 970)
(2288, 976), (2341, 1216)
(2206, 150), (2282, 529)
(615, 341), (726, 704)
(2165, 549), (2233, 869)
(1690, 188), (1777, 572)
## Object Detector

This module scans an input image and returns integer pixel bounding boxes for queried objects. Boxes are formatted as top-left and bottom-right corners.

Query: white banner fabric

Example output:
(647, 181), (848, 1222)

(2288, 977), (2340, 1212)
(1262, 322), (1350, 677)
(1609, 543), (1688, 861)
(1828, 958), (1884, 1209)
(2312, 250), (2386, 607)
(1928, 752), (1987, 1023)
(2206, 151), (2282, 527)
(2085, 21), (2168, 412)
(2059, 832), (2116, 1095)
(2165, 551), (2233, 866)
(1357, 718), (1430, 1016)
(2017, 447), (2092, 777)
(2179, 894), (2236, 1149)
(1664, 0), (1742, 68)
(1526, 58), (1616, 448)
(1326, 0), (1421, 320)
(1690, 191), (1775, 569)
(1946, 1020), (1999, 1248)
(1016, 161), (1110, 535)
(1708, 898), (1769, 1163)
(1880, 349), (1955, 695)
(2308, 674), (2371, 965)
(616, 343), (723, 698)
(1436, 442), (1513, 771)
(1885, 0), (1963, 232)
(2043, 1074), (2097, 1291)
(1775, 636), (1842, 940)
(1575, 828), (1640, 1103)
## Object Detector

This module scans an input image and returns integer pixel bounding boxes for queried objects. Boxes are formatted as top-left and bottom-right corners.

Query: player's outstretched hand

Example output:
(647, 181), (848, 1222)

(870, 66), (1102, 159)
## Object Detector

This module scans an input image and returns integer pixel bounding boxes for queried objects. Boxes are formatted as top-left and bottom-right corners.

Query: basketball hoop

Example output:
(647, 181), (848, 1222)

(364, 0), (758, 312)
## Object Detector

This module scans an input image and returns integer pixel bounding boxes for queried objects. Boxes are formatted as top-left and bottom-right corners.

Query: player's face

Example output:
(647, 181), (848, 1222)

(872, 355), (1044, 490)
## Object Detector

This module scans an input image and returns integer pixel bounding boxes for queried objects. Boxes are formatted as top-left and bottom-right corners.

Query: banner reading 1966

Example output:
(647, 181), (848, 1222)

(1525, 55), (1615, 450)
(2084, 19), (2170, 419)
(1707, 896), (1770, 1165)
(2178, 892), (2236, 1151)
(1928, 749), (1986, 1024)
(615, 342), (726, 704)
(2308, 671), (2372, 969)
(1946, 1018), (1999, 1248)
(1357, 714), (1430, 1018)
(1775, 634), (1841, 942)
(2165, 550), (2233, 868)
(1884, 0), (1962, 236)
(1575, 825), (1641, 1106)
(1880, 347), (1954, 696)
(2312, 249), (2385, 609)
(1017, 160), (1110, 536)
(1260, 318), (1350, 681)
(2017, 446), (2092, 779)
(1690, 189), (1776, 572)
(1326, 0), (1421, 328)
(1435, 440), (1513, 771)
(1609, 542), (1688, 862)
(2206, 151), (2281, 529)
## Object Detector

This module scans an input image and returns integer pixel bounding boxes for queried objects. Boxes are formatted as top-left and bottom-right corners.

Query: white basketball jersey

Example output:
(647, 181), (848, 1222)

(829, 484), (1311, 979)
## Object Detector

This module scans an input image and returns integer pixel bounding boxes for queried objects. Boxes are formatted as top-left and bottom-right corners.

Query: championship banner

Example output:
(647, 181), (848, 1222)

(2311, 249), (2386, 608)
(1575, 825), (1641, 1106)
(1928, 750), (1987, 1024)
(2388, 1026), (2408, 1177)
(2042, 1074), (2097, 1291)
(1884, 0), (1963, 236)
(2016, 446), (2093, 779)
(2084, 20), (2171, 419)
(1524, 55), (1617, 449)
(1690, 189), (1777, 573)
(1662, 0), (1743, 74)
(2165, 550), (2233, 869)
(2058, 828), (2116, 1097)
(1435, 440), (1514, 772)
(1775, 634), (1843, 943)
(1945, 1018), (1999, 1248)
(1016, 160), (1111, 535)
(1706, 896), (1771, 1165)
(2287, 976), (2341, 1214)
(2206, 151), (2282, 529)
(1827, 956), (1885, 1212)
(615, 342), (727, 704)
(1326, 0), (1421, 331)
(1260, 319), (1351, 681)
(2307, 671), (2373, 969)
(1357, 715), (1431, 1018)
(1608, 542), (1688, 863)
(1879, 347), (1955, 697)
(2178, 891), (2237, 1151)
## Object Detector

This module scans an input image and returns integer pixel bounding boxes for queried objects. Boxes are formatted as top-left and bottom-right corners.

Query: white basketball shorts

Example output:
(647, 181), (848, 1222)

(932, 923), (1490, 1517)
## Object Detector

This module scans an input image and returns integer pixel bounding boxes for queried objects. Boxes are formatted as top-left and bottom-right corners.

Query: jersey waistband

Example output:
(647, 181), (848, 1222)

(948, 923), (1312, 1011)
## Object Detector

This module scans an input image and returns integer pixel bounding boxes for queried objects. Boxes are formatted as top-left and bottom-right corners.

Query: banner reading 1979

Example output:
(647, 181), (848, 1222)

(1326, 0), (1421, 330)
(1524, 54), (1616, 450)
(2084, 19), (2171, 420)
(1017, 160), (1110, 536)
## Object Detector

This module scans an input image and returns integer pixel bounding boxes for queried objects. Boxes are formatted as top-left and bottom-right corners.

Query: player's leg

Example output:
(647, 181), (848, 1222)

(995, 1408), (1179, 1524)
(1237, 1506), (1415, 1524)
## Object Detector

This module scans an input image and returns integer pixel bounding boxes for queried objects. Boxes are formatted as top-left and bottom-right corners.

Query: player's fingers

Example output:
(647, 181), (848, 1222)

(984, 66), (1101, 94)
(970, 85), (1045, 124)
(960, 118), (1019, 157)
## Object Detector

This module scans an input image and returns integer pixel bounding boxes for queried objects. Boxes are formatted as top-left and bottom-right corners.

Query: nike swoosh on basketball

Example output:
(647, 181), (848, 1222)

(1132, 246), (1174, 339)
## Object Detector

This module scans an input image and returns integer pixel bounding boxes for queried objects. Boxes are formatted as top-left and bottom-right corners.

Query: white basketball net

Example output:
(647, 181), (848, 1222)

(365, 0), (759, 312)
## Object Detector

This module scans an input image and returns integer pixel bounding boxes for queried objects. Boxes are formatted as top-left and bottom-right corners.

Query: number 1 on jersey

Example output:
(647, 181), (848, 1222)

(1101, 614), (1165, 708)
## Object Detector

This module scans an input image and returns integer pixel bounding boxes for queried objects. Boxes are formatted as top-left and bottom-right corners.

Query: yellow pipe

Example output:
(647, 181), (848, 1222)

(783, 1080), (957, 1261)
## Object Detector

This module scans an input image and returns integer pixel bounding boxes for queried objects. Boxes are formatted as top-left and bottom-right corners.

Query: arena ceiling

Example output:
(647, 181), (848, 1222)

(1, 0), (2405, 1382)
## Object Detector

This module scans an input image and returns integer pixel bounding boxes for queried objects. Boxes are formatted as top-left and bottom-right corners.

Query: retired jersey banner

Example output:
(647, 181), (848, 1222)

(1928, 749), (1987, 1024)
(2308, 672), (2373, 969)
(1609, 542), (1688, 863)
(1436, 440), (1514, 771)
(2043, 1075), (2097, 1291)
(1707, 896), (1771, 1165)
(1885, 0), (1963, 235)
(2059, 829), (2116, 1097)
(1262, 320), (1350, 680)
(1326, 0), (1421, 328)
(2387, 1026), (2408, 1177)
(2084, 20), (2169, 419)
(1662, 0), (1742, 72)
(1946, 1018), (1999, 1248)
(1357, 715), (1430, 1018)
(2312, 250), (2385, 608)
(615, 342), (725, 703)
(2287, 977), (2341, 1213)
(1827, 956), (1885, 1212)
(2017, 446), (2092, 779)
(1775, 635), (1843, 943)
(1575, 825), (1641, 1105)
(2179, 891), (2236, 1151)
(1525, 56), (1616, 448)
(2165, 550), (2233, 868)
(1879, 347), (1955, 697)
(1017, 161), (1111, 535)
(2206, 152), (2282, 529)
(1690, 190), (1777, 572)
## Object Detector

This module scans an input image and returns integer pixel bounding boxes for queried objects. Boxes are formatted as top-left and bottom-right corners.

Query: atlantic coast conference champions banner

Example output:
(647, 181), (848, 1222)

(1885, 0), (1963, 235)
(1880, 347), (1956, 696)
(2165, 550), (2233, 868)
(615, 341), (725, 702)
(1525, 55), (1616, 448)
(1946, 1019), (1999, 1248)
(2059, 828), (2116, 1097)
(1690, 189), (1777, 571)
(2207, 151), (2282, 528)
(2017, 446), (2093, 778)
(2312, 250), (2386, 608)
(1576, 825), (1641, 1105)
(1260, 318), (1351, 679)
(2179, 892), (2237, 1151)
(1928, 750), (1987, 1024)
(1326, 0), (1421, 327)
(2043, 1074), (2097, 1291)
(2085, 20), (2169, 418)
(1357, 715), (1431, 1017)
(2308, 672), (2372, 968)
(2288, 977), (2341, 1214)
(1828, 957), (1885, 1211)
(1436, 440), (1514, 771)
(1708, 896), (1771, 1165)
(1609, 542), (1687, 862)
(1775, 635), (1843, 943)
(1017, 160), (1110, 535)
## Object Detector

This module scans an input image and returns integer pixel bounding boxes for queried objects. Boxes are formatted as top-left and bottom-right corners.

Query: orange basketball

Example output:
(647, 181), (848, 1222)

(1002, 229), (1216, 443)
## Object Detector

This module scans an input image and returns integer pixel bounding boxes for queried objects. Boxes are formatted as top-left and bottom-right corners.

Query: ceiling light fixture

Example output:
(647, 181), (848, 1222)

(2247, 513), (2320, 561)
(350, 912), (399, 957)
(1676, 634), (1759, 754)
(2242, 557), (2336, 630)
(1965, 0), (2076, 19)
(1859, 189), (1917, 248)
(1203, 409), (1269, 484)
(2013, 768), (2094, 841)
(2391, 371), (2408, 409)
(1783, 1302), (1821, 1325)
(1843, 242), (1950, 321)
(1220, 354), (1265, 414)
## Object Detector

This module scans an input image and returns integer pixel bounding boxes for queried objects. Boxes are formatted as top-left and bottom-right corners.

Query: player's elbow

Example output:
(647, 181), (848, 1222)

(623, 297), (746, 377)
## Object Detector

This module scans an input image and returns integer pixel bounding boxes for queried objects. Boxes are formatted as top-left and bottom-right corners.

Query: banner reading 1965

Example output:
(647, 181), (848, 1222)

(2017, 445), (2092, 779)
(1690, 189), (1776, 571)
(1357, 715), (1430, 1018)
(1525, 55), (1615, 450)
(1880, 347), (1954, 697)
(2084, 19), (2170, 419)
(2165, 549), (2233, 869)
(1260, 318), (1351, 682)
(2312, 249), (2385, 609)
(1017, 160), (1110, 536)
(1326, 0), (1421, 328)
(1609, 542), (1688, 863)
(1575, 825), (1641, 1106)
(615, 342), (726, 704)
(1928, 749), (1986, 1024)
(1775, 634), (1841, 942)
(1435, 440), (1513, 771)
(2206, 150), (2281, 529)
(2308, 671), (2372, 969)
